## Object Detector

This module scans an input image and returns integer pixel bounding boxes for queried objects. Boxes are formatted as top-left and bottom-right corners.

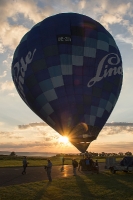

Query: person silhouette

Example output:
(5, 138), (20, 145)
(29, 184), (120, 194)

(22, 156), (28, 175)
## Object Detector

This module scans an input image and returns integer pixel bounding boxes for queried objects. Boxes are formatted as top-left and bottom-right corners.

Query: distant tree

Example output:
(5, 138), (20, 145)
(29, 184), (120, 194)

(101, 152), (106, 156)
(118, 152), (124, 156)
(10, 151), (16, 156)
(91, 152), (98, 157)
(125, 151), (132, 156)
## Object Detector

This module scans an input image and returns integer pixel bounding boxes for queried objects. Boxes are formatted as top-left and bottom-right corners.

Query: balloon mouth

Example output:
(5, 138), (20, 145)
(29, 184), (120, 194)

(68, 122), (98, 140)
(69, 136), (96, 142)
(69, 135), (96, 153)
(64, 122), (99, 153)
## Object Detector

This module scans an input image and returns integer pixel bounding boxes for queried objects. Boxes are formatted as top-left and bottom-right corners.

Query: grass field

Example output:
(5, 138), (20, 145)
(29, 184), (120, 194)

(0, 155), (102, 167)
(0, 171), (133, 200)
(0, 155), (123, 167)
(0, 155), (133, 199)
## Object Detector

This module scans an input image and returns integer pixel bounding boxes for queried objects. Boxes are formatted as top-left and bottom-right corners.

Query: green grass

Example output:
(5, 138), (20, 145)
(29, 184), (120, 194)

(0, 171), (133, 200)
(0, 157), (68, 167)
(0, 155), (105, 167)
(0, 155), (123, 167)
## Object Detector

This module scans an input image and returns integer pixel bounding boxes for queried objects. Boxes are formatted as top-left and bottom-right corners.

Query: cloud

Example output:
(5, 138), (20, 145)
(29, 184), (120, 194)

(18, 122), (133, 129)
(115, 34), (133, 48)
(100, 14), (122, 29)
(3, 54), (13, 69)
(106, 122), (133, 126)
(18, 122), (48, 129)
(92, 141), (133, 153)
(16, 121), (133, 142)
(0, 71), (7, 78)
(0, 23), (29, 50)
(0, 131), (22, 139)
(128, 26), (133, 35)
(0, 43), (5, 53)
(0, 81), (14, 91)
(100, 123), (133, 136)
(0, 0), (54, 51)
(79, 0), (86, 10)
(8, 93), (17, 97)
(1, 121), (133, 153)
(0, 140), (133, 153)
(98, 1), (131, 25)
(0, 141), (57, 149)
(0, 0), (132, 51)
(102, 126), (133, 135)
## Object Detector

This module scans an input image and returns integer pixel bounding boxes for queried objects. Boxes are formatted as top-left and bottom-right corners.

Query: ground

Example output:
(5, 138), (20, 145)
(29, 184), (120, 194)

(0, 163), (105, 187)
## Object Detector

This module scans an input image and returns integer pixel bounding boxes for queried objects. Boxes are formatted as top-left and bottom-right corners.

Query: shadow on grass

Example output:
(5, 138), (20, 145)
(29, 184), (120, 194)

(2, 170), (133, 200)
(75, 175), (96, 199)
(101, 171), (133, 189)
(33, 181), (52, 200)
(82, 171), (133, 198)
(71, 171), (133, 200)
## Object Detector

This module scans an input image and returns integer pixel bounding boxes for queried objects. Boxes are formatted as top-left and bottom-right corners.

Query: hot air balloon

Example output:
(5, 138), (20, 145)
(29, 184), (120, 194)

(11, 13), (123, 153)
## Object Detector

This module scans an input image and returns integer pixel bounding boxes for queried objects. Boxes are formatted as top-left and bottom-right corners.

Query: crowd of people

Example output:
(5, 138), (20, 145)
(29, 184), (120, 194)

(22, 156), (99, 182)
(72, 157), (99, 175)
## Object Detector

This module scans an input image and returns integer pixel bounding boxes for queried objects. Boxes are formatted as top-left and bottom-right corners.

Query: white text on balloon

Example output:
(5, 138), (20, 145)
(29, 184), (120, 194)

(87, 53), (123, 87)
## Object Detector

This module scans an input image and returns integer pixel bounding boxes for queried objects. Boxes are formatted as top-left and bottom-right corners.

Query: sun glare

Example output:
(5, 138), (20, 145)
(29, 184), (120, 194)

(59, 136), (69, 144)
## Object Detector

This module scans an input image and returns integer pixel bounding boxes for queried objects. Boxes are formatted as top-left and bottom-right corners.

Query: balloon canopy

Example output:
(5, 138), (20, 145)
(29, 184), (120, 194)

(11, 13), (123, 153)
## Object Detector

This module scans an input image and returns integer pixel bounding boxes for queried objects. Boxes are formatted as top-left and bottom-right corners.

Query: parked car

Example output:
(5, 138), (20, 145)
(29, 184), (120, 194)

(105, 156), (133, 174)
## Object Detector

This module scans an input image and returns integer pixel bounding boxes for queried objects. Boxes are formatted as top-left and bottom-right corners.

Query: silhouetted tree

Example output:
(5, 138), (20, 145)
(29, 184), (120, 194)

(125, 151), (132, 156)
(10, 151), (16, 156)
(118, 152), (124, 156)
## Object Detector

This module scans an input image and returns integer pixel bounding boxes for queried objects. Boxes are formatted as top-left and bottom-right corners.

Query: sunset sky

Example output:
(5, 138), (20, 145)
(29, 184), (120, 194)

(0, 0), (133, 154)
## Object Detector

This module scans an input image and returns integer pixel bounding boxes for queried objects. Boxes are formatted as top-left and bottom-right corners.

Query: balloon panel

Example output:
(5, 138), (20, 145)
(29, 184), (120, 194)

(11, 13), (123, 152)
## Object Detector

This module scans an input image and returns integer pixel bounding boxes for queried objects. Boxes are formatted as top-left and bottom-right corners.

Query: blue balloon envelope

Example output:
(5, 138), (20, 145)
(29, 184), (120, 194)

(11, 13), (123, 153)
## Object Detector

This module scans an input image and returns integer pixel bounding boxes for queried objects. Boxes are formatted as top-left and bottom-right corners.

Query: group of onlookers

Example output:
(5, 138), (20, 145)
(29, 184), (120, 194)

(22, 156), (53, 182)
(72, 157), (99, 175)
(22, 156), (99, 182)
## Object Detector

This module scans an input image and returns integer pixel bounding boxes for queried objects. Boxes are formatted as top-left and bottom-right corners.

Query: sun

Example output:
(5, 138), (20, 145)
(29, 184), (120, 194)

(58, 136), (69, 144)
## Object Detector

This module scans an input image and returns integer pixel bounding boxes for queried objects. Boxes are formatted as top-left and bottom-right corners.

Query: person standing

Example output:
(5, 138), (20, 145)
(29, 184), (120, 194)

(85, 157), (90, 171)
(95, 160), (99, 174)
(78, 159), (82, 171)
(62, 157), (65, 165)
(45, 159), (52, 182)
(22, 156), (28, 175)
(72, 159), (78, 176)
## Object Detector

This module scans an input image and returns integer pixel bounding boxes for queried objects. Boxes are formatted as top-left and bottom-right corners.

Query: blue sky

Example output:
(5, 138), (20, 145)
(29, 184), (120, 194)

(0, 0), (133, 154)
